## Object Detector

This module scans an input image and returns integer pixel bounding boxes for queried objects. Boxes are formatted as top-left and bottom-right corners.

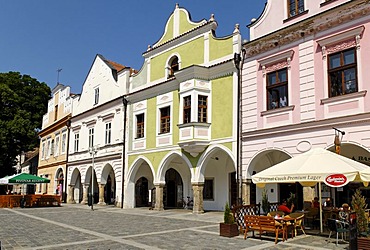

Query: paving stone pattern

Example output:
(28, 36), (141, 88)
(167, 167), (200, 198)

(0, 204), (349, 249)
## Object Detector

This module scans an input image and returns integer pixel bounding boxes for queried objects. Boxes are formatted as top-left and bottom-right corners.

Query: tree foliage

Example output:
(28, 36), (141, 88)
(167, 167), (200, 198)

(0, 72), (50, 177)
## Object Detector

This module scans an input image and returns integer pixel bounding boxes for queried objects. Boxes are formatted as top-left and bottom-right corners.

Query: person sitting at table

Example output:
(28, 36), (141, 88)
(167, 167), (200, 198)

(312, 197), (320, 208)
(339, 203), (350, 222)
(278, 199), (294, 215)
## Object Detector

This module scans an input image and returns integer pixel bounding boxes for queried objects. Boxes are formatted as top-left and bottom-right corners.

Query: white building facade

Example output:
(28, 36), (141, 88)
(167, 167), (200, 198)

(66, 55), (131, 207)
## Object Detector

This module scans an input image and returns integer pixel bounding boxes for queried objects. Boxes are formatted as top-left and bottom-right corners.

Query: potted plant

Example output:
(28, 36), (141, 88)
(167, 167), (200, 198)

(261, 188), (270, 215)
(351, 189), (370, 249)
(219, 202), (239, 237)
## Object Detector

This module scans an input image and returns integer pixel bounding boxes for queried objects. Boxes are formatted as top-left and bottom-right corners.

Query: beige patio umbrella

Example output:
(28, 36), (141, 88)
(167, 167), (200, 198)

(359, 167), (370, 187)
(252, 147), (369, 233)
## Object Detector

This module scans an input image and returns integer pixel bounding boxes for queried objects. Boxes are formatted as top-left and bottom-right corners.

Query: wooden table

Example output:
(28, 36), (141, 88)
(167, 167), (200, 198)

(274, 217), (296, 240)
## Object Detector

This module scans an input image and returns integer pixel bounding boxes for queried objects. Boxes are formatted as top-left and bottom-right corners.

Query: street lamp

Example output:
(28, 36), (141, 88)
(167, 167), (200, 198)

(89, 146), (98, 210)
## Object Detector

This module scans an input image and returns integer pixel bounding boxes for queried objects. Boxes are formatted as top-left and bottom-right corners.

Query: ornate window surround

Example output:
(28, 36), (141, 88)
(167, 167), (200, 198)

(259, 50), (294, 113)
(317, 26), (364, 99)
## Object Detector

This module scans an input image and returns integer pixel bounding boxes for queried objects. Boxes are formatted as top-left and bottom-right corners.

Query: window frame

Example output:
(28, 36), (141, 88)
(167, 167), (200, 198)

(203, 178), (214, 201)
(61, 132), (66, 154)
(288, 0), (305, 18)
(183, 95), (191, 124)
(105, 122), (112, 145)
(74, 133), (79, 152)
(54, 135), (60, 156)
(94, 88), (99, 105)
(327, 48), (357, 98)
(266, 68), (289, 110)
(197, 95), (208, 123)
(159, 106), (171, 134)
(88, 128), (94, 148)
(136, 113), (145, 139)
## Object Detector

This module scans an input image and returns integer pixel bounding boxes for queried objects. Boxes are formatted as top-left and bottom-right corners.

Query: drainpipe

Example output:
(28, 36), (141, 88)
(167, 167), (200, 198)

(234, 48), (246, 206)
(64, 119), (71, 203)
(121, 97), (128, 209)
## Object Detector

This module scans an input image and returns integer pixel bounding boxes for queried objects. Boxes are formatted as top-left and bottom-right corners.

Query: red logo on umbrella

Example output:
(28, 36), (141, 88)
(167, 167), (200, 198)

(325, 174), (347, 187)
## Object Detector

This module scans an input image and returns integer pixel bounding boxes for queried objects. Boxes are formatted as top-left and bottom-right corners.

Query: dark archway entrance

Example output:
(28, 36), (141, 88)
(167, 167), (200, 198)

(279, 183), (303, 210)
(104, 175), (116, 205)
(135, 177), (149, 207)
(164, 168), (183, 208)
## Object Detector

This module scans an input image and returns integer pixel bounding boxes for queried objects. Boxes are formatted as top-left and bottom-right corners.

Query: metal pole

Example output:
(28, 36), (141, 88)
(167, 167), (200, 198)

(91, 149), (94, 211)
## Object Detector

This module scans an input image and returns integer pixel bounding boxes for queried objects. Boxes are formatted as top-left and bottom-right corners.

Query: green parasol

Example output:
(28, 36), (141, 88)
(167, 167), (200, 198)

(0, 173), (50, 184)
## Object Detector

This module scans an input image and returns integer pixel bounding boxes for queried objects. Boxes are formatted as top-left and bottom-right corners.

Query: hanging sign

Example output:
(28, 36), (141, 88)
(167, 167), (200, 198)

(324, 174), (348, 187)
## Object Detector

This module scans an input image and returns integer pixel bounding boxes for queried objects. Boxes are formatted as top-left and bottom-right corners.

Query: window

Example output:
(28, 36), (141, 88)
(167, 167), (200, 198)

(42, 142), (45, 159)
(47, 140), (51, 157)
(105, 123), (112, 145)
(74, 134), (79, 152)
(54, 105), (58, 121)
(267, 68), (288, 110)
(55, 136), (59, 156)
(136, 114), (144, 138)
(160, 106), (171, 134)
(168, 57), (179, 78)
(288, 0), (304, 17)
(88, 128), (94, 148)
(61, 133), (66, 154)
(94, 88), (99, 105)
(328, 48), (357, 97)
(203, 179), (214, 200)
(198, 95), (207, 123)
(183, 96), (191, 124)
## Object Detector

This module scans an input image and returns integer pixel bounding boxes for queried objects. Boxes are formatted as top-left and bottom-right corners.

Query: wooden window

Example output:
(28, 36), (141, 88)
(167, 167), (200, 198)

(105, 123), (111, 144)
(203, 179), (214, 200)
(88, 128), (94, 148)
(288, 0), (305, 17)
(267, 68), (288, 110)
(198, 95), (207, 123)
(136, 113), (145, 138)
(183, 96), (191, 124)
(168, 57), (179, 78)
(328, 48), (357, 98)
(160, 106), (171, 134)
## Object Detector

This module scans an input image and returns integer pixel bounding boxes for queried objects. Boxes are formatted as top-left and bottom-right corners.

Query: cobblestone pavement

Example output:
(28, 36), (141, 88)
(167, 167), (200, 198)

(0, 204), (349, 250)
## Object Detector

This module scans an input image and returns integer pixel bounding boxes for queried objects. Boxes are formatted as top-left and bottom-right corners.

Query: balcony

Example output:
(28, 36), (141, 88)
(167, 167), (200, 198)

(178, 122), (210, 157)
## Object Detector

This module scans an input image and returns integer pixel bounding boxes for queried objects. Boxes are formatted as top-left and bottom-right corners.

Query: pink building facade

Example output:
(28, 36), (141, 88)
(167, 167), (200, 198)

(241, 0), (370, 208)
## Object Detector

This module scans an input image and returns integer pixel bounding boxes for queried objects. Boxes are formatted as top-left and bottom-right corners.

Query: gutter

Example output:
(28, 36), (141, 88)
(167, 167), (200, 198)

(121, 97), (128, 208)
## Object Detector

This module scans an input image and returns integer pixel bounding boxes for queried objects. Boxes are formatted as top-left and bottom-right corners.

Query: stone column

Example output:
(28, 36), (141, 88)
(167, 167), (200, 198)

(154, 184), (164, 211)
(67, 185), (76, 204)
(80, 184), (89, 204)
(192, 183), (204, 214)
(98, 183), (106, 205)
(242, 179), (251, 205)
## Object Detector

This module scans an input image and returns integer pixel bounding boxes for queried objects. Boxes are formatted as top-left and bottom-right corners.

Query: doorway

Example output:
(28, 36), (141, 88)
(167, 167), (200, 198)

(135, 177), (149, 207)
(164, 168), (183, 208)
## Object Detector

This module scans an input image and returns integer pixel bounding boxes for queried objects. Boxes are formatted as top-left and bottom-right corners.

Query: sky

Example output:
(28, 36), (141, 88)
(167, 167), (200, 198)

(0, 1), (266, 94)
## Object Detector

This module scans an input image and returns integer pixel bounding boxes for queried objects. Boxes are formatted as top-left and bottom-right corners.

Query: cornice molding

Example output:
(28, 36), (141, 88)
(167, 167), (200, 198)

(244, 0), (370, 57)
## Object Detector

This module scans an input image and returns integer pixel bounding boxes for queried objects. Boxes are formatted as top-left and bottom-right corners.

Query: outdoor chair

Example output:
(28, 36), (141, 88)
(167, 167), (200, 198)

(292, 214), (306, 236)
(327, 218), (349, 246)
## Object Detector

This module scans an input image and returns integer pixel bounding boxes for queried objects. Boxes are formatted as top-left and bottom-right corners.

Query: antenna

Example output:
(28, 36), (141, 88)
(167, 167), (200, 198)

(57, 68), (62, 84)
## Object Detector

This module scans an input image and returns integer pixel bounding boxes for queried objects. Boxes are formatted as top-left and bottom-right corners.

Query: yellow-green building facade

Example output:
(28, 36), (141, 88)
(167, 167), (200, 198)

(123, 4), (241, 213)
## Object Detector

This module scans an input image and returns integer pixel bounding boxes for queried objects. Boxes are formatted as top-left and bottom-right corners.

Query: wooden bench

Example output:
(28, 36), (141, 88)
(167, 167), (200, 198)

(232, 204), (260, 233)
(244, 215), (285, 244)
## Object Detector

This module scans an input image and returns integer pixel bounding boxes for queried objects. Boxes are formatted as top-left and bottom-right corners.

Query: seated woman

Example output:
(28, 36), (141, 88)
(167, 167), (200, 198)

(278, 199), (294, 215)
(323, 197), (333, 208)
(339, 203), (350, 222)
